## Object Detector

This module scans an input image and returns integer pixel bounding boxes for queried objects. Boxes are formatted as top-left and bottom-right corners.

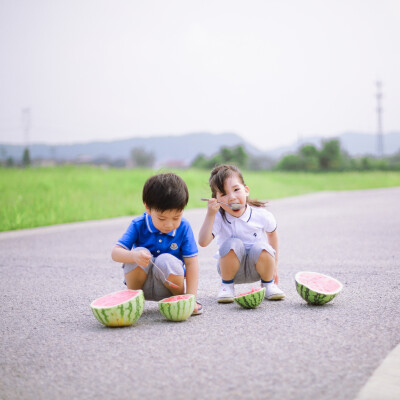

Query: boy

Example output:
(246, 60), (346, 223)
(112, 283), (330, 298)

(112, 173), (202, 314)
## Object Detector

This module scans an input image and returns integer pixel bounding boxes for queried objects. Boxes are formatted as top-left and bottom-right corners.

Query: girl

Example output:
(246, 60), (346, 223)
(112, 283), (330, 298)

(198, 164), (285, 302)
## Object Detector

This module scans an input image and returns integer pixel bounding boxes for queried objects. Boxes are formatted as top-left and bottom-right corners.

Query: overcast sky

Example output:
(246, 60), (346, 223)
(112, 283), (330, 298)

(0, 0), (399, 150)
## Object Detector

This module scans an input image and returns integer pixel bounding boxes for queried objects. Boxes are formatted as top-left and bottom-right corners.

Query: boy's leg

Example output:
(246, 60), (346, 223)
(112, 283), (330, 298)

(155, 254), (202, 315)
(125, 266), (148, 290)
(153, 253), (185, 296)
(123, 247), (152, 290)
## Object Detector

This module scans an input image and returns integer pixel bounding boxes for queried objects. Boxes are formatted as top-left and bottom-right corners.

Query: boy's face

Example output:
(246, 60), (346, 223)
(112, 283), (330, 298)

(145, 206), (183, 234)
(216, 174), (249, 217)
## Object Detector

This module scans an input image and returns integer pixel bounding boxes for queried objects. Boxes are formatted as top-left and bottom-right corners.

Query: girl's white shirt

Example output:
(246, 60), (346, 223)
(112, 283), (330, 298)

(212, 205), (277, 252)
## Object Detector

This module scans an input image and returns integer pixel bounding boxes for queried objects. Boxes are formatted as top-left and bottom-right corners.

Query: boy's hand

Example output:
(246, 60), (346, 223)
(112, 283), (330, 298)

(133, 249), (152, 267)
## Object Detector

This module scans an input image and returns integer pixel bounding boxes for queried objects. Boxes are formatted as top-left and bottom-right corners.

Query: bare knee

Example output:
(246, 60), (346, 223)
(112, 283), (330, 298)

(125, 266), (147, 290)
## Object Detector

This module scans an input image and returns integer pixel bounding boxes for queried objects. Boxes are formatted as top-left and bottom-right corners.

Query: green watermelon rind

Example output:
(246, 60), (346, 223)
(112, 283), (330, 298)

(295, 271), (343, 305)
(234, 287), (266, 309)
(158, 294), (195, 322)
(90, 289), (145, 327)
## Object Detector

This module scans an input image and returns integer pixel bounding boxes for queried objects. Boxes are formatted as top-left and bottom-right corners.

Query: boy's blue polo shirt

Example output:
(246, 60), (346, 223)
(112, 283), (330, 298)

(116, 213), (198, 263)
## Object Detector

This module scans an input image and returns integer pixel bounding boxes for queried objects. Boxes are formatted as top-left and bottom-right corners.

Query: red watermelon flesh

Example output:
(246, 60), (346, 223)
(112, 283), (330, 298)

(240, 288), (260, 296)
(159, 294), (192, 303)
(297, 272), (341, 293)
(92, 290), (141, 307)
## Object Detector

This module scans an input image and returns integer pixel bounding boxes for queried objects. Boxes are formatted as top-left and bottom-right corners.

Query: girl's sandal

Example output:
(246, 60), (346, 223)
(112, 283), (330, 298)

(192, 302), (203, 316)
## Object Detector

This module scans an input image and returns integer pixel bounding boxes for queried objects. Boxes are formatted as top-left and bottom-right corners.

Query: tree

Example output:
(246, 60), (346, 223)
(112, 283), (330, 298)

(276, 154), (304, 171)
(299, 145), (319, 171)
(130, 147), (155, 168)
(190, 145), (249, 169)
(22, 147), (31, 167)
(232, 145), (248, 169)
(191, 154), (209, 169)
(319, 139), (343, 170)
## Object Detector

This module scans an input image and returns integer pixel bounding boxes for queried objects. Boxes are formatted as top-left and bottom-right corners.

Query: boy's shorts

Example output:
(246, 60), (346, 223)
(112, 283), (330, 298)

(122, 247), (186, 301)
(217, 238), (276, 284)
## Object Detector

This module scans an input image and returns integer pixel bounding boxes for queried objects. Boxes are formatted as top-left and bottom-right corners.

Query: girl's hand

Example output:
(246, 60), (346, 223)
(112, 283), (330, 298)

(133, 249), (152, 267)
(207, 198), (220, 215)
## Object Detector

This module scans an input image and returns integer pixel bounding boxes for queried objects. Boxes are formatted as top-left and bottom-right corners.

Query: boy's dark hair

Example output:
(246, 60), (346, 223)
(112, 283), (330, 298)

(142, 173), (189, 212)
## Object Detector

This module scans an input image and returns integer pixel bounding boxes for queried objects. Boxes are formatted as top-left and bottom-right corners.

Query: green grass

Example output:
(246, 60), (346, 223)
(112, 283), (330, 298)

(1, 166), (400, 232)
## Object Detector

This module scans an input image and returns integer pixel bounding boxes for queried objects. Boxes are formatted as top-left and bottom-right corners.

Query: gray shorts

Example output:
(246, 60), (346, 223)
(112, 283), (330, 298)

(217, 238), (276, 284)
(123, 247), (186, 301)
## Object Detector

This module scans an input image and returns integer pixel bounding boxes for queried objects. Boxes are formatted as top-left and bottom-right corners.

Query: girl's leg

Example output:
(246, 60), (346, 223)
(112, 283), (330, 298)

(217, 238), (245, 302)
(255, 250), (275, 282)
(219, 249), (241, 281)
(218, 238), (246, 280)
(249, 242), (284, 300)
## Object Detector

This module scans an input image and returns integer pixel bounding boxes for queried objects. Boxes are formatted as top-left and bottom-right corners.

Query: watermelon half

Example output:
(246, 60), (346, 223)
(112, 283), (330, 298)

(234, 287), (265, 309)
(295, 271), (343, 305)
(90, 289), (145, 327)
(158, 294), (195, 321)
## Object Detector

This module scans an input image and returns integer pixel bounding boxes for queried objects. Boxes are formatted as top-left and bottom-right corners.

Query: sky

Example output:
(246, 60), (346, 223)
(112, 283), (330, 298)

(0, 0), (399, 151)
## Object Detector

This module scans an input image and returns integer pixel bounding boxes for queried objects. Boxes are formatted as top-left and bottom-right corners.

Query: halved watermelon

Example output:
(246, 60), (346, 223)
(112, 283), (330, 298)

(90, 289), (145, 326)
(234, 287), (265, 309)
(158, 294), (195, 321)
(295, 271), (343, 305)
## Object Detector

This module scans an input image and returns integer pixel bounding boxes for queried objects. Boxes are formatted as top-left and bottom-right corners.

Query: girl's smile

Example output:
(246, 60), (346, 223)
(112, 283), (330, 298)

(216, 175), (249, 217)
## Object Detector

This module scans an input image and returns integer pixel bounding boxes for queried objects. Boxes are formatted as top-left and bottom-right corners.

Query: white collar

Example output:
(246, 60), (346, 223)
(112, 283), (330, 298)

(225, 205), (252, 224)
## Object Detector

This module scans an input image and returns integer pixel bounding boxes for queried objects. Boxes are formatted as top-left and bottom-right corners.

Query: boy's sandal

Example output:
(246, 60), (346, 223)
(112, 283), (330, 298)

(192, 302), (203, 316)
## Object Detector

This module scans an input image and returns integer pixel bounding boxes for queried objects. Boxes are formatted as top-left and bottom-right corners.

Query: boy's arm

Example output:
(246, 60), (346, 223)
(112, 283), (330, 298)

(267, 230), (279, 283)
(184, 256), (199, 298)
(198, 199), (220, 247)
(111, 245), (151, 267)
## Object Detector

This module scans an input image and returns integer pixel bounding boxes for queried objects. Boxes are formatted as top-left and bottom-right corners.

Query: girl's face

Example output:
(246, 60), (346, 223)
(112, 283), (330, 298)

(216, 174), (249, 217)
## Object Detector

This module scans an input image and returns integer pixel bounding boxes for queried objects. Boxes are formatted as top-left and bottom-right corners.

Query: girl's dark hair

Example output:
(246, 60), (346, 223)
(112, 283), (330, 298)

(143, 173), (189, 211)
(209, 164), (267, 212)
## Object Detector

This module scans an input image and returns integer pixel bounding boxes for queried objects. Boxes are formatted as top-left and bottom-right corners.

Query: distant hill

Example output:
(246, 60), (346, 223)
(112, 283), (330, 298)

(1, 131), (399, 165)
(0, 132), (262, 166)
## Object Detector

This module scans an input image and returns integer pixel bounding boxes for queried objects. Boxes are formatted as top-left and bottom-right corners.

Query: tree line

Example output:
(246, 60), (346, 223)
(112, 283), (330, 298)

(3, 139), (400, 171)
(191, 140), (400, 171)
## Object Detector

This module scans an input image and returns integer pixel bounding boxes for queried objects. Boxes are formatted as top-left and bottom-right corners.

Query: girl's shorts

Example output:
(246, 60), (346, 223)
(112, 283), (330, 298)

(217, 238), (276, 284)
(122, 247), (186, 301)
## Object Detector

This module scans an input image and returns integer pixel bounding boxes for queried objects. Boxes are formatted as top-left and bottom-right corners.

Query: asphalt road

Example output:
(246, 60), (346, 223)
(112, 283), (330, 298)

(1, 187), (399, 400)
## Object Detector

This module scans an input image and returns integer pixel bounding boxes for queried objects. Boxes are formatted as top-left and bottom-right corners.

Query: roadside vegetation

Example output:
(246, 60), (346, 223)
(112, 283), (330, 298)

(1, 166), (400, 232)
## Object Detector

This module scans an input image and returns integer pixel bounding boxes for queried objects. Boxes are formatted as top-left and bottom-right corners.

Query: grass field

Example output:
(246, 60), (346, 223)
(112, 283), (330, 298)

(1, 166), (400, 232)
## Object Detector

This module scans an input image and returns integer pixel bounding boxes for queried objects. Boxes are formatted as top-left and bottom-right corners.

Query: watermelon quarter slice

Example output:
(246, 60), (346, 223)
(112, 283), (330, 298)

(158, 294), (195, 321)
(90, 289), (145, 327)
(295, 271), (343, 305)
(234, 287), (265, 309)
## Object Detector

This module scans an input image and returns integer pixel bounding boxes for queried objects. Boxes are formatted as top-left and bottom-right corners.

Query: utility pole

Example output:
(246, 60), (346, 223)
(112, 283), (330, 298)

(21, 107), (31, 148)
(21, 107), (31, 166)
(376, 81), (383, 158)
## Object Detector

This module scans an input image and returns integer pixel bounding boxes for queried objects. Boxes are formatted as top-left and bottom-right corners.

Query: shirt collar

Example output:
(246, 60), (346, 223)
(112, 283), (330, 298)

(145, 213), (177, 237)
(225, 205), (252, 223)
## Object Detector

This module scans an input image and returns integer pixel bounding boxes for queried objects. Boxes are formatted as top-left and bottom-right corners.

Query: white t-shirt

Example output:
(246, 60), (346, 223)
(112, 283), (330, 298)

(212, 205), (277, 251)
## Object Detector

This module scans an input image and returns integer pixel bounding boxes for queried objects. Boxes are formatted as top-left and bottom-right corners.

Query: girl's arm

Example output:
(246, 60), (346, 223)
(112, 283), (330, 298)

(198, 199), (220, 247)
(111, 245), (151, 267)
(267, 230), (279, 283)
